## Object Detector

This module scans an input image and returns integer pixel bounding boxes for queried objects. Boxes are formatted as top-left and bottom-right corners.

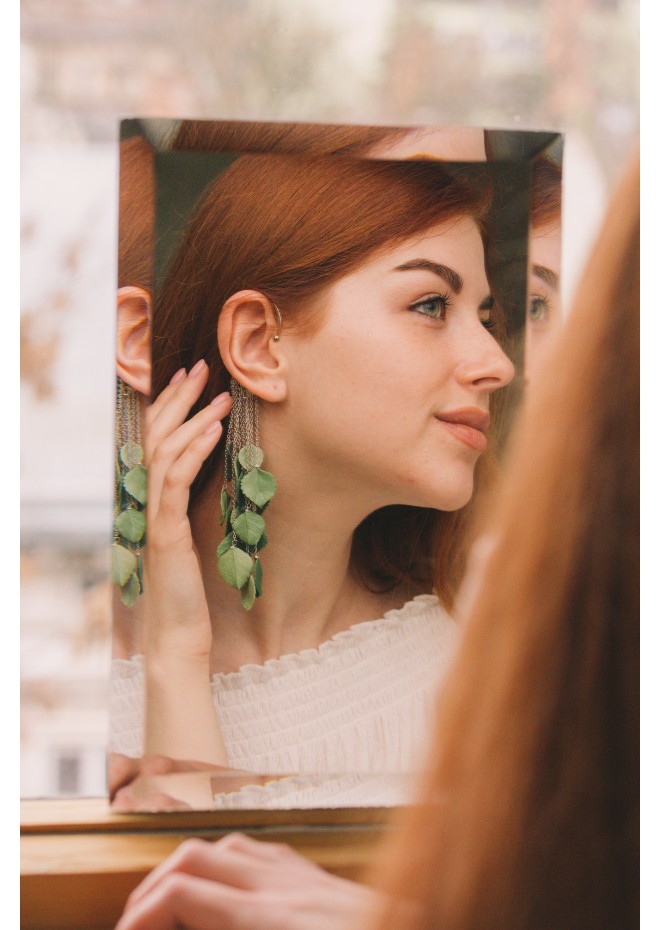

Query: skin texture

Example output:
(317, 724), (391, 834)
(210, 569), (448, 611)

(115, 833), (380, 930)
(525, 220), (562, 384)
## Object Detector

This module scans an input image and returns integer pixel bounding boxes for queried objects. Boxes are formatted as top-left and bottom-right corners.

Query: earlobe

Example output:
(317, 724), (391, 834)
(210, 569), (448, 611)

(217, 290), (287, 403)
(116, 286), (152, 396)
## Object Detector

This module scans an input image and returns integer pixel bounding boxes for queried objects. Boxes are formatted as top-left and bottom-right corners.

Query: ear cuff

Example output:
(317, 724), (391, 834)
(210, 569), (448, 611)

(271, 301), (282, 342)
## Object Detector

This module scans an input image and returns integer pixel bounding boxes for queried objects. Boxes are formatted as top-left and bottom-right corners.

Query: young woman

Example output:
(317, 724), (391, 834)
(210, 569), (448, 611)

(111, 139), (516, 798)
(115, 150), (639, 930)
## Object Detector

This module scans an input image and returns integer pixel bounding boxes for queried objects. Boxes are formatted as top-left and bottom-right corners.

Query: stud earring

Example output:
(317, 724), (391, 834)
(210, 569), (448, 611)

(216, 378), (277, 610)
(111, 377), (147, 606)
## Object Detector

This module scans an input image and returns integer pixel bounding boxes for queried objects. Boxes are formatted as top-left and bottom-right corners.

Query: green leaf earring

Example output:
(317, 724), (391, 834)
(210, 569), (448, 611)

(217, 377), (277, 611)
(112, 376), (146, 607)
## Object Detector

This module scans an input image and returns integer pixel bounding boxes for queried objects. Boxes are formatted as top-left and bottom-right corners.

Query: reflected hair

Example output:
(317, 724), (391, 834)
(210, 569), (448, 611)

(170, 117), (408, 157)
(152, 152), (502, 608)
(369, 153), (639, 930)
(531, 154), (562, 229)
(118, 135), (155, 290)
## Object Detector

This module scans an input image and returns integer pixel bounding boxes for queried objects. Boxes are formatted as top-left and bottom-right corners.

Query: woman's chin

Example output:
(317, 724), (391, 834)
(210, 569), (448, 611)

(402, 478), (476, 513)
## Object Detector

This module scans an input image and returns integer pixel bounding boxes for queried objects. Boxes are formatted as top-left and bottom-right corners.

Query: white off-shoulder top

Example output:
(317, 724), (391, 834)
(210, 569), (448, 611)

(109, 594), (457, 802)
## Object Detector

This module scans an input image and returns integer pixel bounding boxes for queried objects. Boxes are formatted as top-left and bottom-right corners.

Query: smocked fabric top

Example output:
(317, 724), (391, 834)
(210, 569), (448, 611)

(109, 594), (457, 803)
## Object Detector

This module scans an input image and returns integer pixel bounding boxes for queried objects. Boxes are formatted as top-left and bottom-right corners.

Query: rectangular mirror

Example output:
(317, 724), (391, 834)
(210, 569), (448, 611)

(110, 119), (562, 812)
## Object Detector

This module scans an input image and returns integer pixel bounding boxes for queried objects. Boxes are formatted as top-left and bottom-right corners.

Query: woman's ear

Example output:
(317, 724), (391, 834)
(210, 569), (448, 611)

(217, 290), (287, 402)
(116, 286), (152, 396)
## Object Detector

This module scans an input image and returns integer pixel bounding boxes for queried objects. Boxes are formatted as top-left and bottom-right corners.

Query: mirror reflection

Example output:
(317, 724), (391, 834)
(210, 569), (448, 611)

(526, 154), (563, 382)
(110, 120), (562, 811)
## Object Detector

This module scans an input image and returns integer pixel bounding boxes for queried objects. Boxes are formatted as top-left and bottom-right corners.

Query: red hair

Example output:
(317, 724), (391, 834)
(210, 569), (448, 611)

(170, 117), (406, 157)
(369, 152), (639, 930)
(531, 154), (562, 229)
(117, 135), (155, 289)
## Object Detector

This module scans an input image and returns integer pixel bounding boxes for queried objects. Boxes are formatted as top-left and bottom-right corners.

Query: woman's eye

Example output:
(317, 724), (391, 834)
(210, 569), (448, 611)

(409, 294), (450, 319)
(528, 295), (550, 323)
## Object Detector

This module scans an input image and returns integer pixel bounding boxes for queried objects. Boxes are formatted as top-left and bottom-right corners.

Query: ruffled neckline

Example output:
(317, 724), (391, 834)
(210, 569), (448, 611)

(210, 593), (447, 687)
(112, 594), (450, 686)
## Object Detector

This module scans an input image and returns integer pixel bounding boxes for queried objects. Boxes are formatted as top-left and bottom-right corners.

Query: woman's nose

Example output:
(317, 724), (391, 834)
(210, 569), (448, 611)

(454, 328), (515, 392)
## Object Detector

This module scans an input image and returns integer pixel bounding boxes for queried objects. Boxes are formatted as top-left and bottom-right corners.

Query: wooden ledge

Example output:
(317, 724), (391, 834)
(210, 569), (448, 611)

(21, 799), (392, 929)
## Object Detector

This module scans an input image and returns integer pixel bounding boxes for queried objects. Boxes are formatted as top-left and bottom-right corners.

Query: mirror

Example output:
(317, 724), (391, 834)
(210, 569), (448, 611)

(110, 119), (562, 811)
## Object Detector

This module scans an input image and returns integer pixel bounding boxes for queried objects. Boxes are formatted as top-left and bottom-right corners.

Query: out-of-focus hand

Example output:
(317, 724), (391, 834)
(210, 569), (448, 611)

(115, 833), (379, 930)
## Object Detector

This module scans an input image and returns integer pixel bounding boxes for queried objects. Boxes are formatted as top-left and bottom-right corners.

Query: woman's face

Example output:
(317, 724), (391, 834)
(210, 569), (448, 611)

(275, 217), (515, 514)
(525, 220), (562, 384)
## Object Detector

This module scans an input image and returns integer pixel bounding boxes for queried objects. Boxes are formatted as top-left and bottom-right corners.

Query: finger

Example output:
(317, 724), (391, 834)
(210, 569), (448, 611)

(147, 396), (228, 512)
(145, 367), (187, 423)
(146, 360), (211, 454)
(147, 393), (231, 494)
(149, 422), (223, 537)
(110, 785), (138, 812)
(146, 363), (201, 424)
(107, 753), (140, 798)
(117, 872), (249, 930)
(125, 836), (267, 912)
(212, 832), (301, 864)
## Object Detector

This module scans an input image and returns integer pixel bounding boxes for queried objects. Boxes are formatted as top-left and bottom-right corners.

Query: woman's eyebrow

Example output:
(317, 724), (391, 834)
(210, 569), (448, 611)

(532, 264), (560, 290)
(393, 259), (463, 293)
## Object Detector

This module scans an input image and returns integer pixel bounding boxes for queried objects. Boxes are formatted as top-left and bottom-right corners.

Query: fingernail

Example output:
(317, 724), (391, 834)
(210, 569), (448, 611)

(204, 420), (221, 434)
(210, 392), (231, 406)
(189, 359), (206, 377)
(170, 368), (186, 385)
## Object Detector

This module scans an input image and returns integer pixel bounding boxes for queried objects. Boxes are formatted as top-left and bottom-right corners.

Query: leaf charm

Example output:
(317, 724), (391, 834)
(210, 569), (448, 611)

(123, 464), (148, 505)
(232, 511), (266, 546)
(238, 444), (264, 470)
(241, 468), (277, 509)
(114, 509), (146, 543)
(217, 546), (253, 590)
(111, 543), (136, 586)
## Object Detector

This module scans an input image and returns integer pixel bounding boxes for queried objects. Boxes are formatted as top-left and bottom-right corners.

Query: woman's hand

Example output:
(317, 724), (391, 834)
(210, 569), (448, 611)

(144, 360), (230, 660)
(142, 360), (232, 764)
(115, 834), (379, 930)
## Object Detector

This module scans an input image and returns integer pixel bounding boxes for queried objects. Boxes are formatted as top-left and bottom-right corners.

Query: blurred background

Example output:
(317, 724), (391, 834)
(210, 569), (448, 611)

(20, 0), (639, 798)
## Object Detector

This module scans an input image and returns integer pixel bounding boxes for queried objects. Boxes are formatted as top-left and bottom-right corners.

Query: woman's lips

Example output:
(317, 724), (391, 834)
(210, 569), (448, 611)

(435, 408), (490, 452)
